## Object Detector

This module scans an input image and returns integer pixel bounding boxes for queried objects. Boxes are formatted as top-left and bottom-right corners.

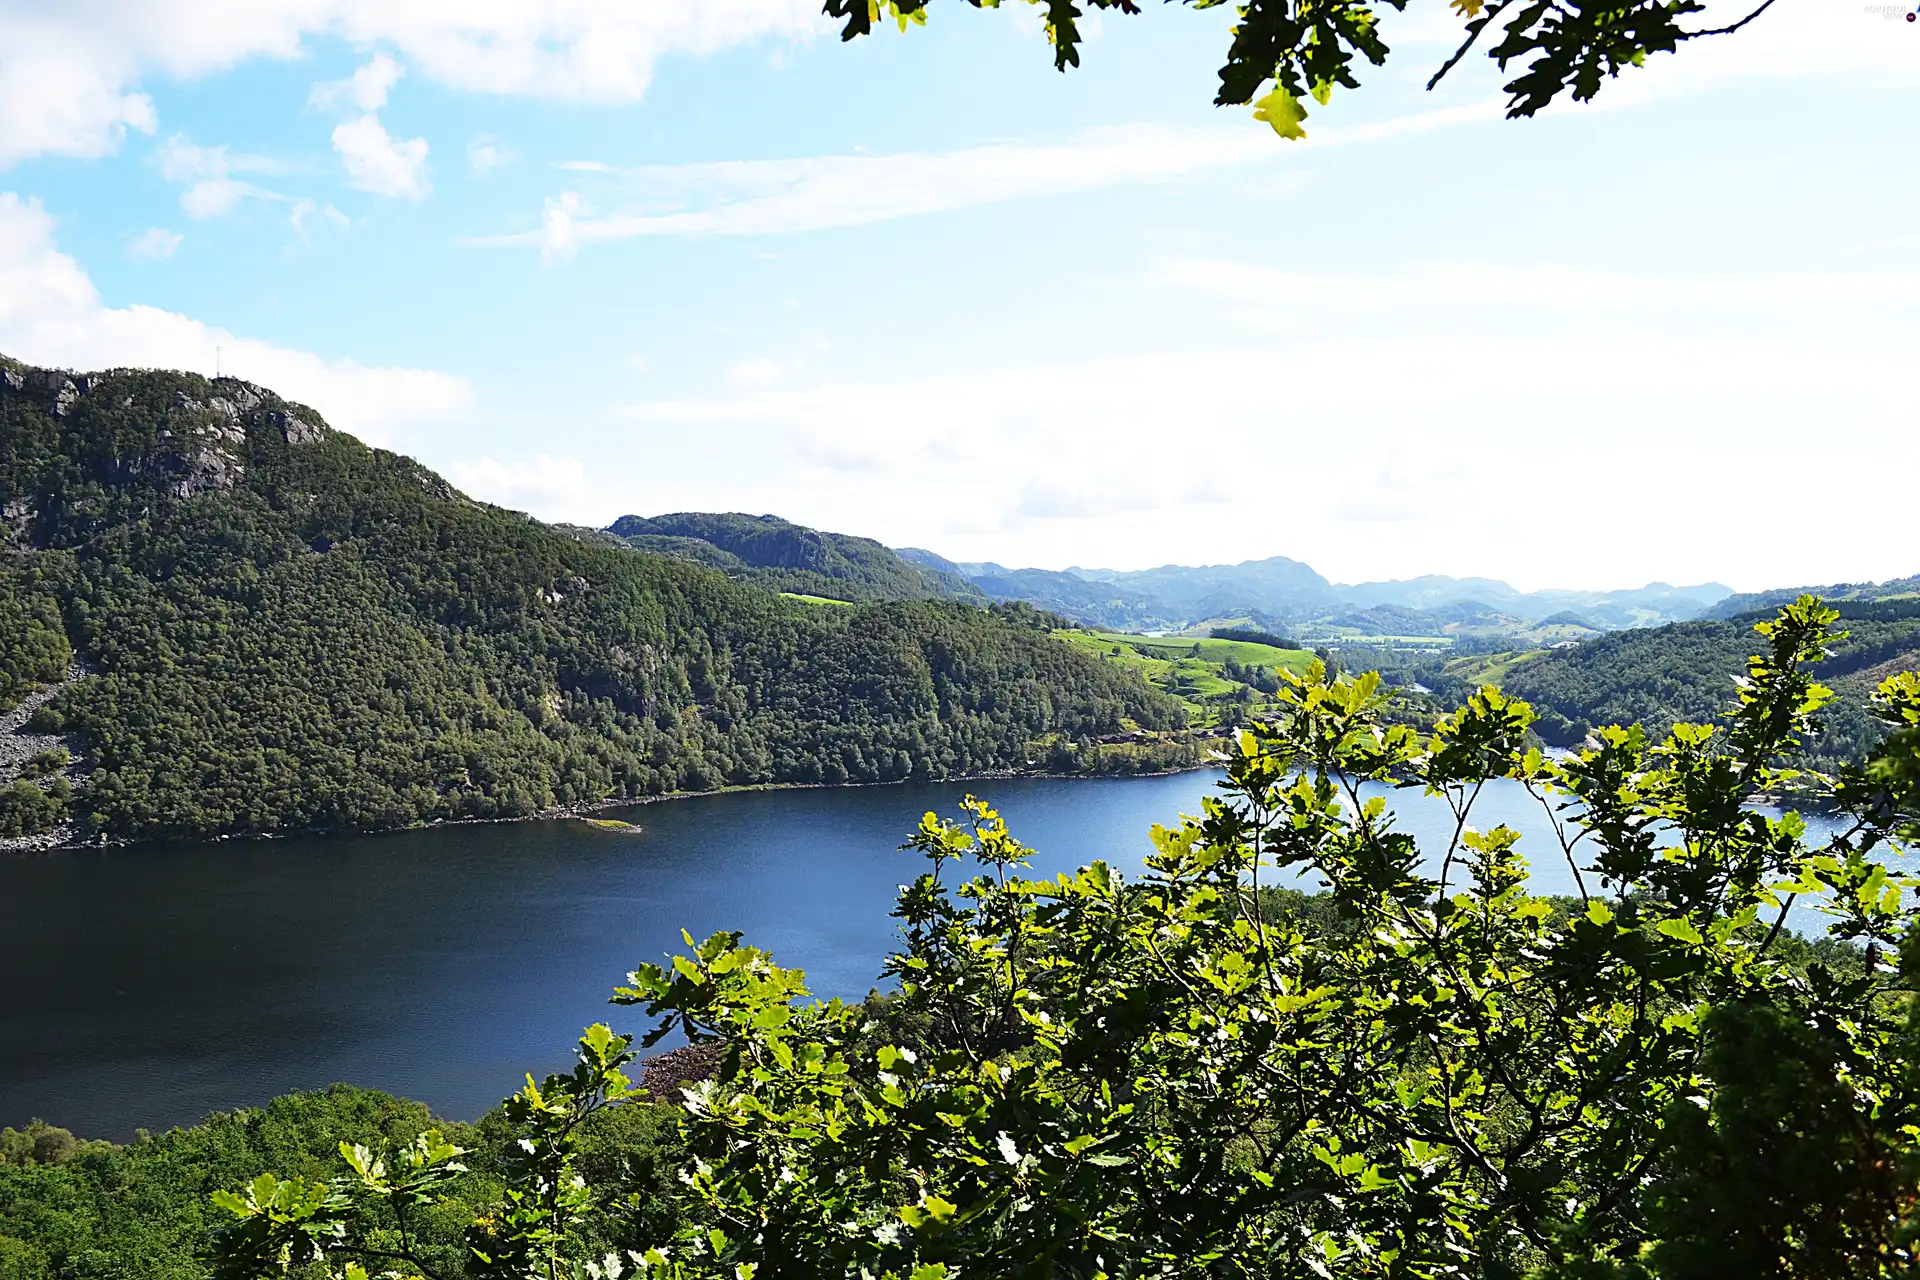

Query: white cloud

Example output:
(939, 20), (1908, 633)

(0, 30), (155, 167)
(0, 192), (469, 446)
(181, 178), (256, 220)
(535, 190), (587, 262)
(310, 56), (430, 201)
(155, 134), (286, 219)
(617, 260), (1919, 591)
(0, 1), (827, 168)
(288, 199), (350, 237)
(477, 103), (1523, 252)
(126, 227), (182, 260)
(725, 356), (805, 389)
(468, 135), (514, 174)
(332, 114), (431, 200)
(444, 454), (596, 517)
(310, 51), (403, 112)
(478, 124), (1286, 251)
(1147, 257), (1920, 319)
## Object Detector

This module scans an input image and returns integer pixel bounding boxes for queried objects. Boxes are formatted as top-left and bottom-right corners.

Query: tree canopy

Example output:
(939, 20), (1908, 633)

(201, 599), (1920, 1278)
(826, 0), (1778, 138)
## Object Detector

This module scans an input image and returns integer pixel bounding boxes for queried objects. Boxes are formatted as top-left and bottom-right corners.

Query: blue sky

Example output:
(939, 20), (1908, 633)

(0, 0), (1915, 591)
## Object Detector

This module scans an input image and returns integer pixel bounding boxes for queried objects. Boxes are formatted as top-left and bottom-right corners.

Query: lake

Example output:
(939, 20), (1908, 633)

(0, 772), (1855, 1139)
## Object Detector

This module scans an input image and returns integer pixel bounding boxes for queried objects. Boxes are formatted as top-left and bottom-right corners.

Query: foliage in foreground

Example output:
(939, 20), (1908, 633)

(208, 600), (1920, 1277)
(0, 1088), (685, 1280)
(825, 0), (1780, 136)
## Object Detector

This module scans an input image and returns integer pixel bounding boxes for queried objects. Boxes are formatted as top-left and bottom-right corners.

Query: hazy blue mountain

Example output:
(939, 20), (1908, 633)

(1338, 576), (1535, 614)
(1092, 557), (1339, 621)
(927, 559), (1175, 632)
(913, 551), (1734, 638)
(1335, 576), (1731, 624)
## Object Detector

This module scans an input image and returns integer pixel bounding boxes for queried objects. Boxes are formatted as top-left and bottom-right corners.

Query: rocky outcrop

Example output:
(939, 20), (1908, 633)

(0, 661), (90, 854)
(267, 409), (325, 445)
(22, 370), (82, 417)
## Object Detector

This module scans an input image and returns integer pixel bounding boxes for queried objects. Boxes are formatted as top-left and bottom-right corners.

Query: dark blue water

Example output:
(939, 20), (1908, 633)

(0, 773), (1857, 1138)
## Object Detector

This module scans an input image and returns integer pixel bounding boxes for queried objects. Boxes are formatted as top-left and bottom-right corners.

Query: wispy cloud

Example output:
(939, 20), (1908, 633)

(310, 53), (404, 113)
(444, 454), (596, 517)
(126, 227), (182, 260)
(1148, 257), (1920, 316)
(613, 259), (1918, 589)
(473, 123), (1296, 254)
(468, 136), (515, 174)
(155, 134), (289, 220)
(474, 102), (1524, 255)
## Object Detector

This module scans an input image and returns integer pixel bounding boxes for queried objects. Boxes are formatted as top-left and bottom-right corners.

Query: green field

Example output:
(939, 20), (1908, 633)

(1055, 629), (1316, 722)
(779, 592), (858, 607)
(1441, 649), (1548, 687)
(1078, 631), (1316, 671)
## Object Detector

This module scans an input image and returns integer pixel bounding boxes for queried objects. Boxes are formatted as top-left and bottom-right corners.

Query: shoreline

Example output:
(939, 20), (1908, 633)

(0, 756), (1231, 857)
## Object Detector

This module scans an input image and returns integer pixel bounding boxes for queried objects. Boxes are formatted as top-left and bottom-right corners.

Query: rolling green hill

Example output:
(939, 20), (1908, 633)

(1057, 629), (1316, 726)
(0, 357), (1184, 845)
(610, 512), (984, 604)
(1500, 601), (1920, 765)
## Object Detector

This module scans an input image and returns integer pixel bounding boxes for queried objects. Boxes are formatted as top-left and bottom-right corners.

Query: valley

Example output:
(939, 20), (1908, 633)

(5, 355), (1915, 852)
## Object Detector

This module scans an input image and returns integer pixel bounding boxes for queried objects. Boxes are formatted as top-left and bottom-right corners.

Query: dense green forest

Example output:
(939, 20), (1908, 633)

(0, 359), (1186, 844)
(0, 1085), (686, 1280)
(1500, 599), (1920, 763)
(607, 512), (984, 605)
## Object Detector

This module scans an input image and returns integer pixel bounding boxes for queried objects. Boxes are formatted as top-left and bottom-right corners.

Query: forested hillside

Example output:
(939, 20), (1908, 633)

(1701, 575), (1920, 620)
(1502, 600), (1920, 766)
(609, 512), (983, 604)
(0, 358), (1184, 844)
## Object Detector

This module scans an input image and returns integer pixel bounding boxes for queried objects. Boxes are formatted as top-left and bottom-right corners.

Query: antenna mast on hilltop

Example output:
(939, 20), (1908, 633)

(216, 346), (222, 379)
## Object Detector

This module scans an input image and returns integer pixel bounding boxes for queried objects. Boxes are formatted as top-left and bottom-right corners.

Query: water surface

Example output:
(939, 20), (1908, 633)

(0, 773), (1855, 1137)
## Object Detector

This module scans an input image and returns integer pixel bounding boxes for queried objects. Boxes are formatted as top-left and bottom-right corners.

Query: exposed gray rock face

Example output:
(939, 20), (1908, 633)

(414, 469), (455, 500)
(135, 390), (255, 496)
(218, 380), (268, 414)
(1, 369), (22, 393)
(0, 661), (91, 854)
(24, 371), (80, 416)
(147, 427), (244, 498)
(266, 408), (325, 445)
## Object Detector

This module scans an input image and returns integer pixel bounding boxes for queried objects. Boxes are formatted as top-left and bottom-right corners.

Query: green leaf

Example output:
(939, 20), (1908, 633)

(1655, 917), (1704, 945)
(1251, 85), (1308, 140)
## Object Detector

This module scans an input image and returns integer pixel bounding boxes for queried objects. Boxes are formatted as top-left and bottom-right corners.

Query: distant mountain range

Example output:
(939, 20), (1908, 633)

(897, 549), (1732, 641)
(598, 511), (1917, 647)
(596, 514), (1738, 644)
